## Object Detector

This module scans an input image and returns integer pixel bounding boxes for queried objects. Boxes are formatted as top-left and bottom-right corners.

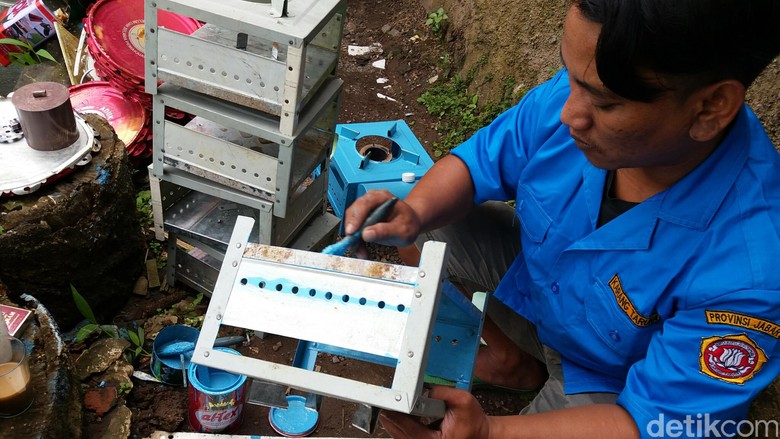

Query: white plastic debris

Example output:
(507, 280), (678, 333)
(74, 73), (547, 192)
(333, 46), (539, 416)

(371, 59), (386, 70)
(376, 93), (397, 102)
(347, 43), (383, 56)
(348, 45), (372, 56)
(377, 77), (389, 84)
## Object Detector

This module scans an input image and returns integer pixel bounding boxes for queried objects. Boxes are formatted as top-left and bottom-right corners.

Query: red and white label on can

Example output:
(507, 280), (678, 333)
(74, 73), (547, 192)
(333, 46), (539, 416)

(189, 383), (246, 433)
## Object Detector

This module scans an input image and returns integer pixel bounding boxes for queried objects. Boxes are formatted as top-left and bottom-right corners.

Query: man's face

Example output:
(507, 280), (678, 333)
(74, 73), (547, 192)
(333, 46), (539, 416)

(559, 6), (701, 171)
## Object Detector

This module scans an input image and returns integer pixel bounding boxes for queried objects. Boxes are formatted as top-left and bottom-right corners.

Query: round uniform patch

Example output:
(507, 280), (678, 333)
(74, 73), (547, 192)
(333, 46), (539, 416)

(699, 334), (767, 384)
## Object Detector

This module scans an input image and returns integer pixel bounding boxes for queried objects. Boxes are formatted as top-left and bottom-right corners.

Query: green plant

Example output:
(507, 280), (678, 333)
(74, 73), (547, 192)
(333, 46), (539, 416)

(418, 57), (519, 158)
(182, 293), (205, 328)
(72, 284), (117, 341)
(0, 38), (56, 67)
(125, 325), (150, 363)
(71, 285), (151, 362)
(136, 190), (153, 229)
(425, 7), (448, 34)
(117, 381), (133, 396)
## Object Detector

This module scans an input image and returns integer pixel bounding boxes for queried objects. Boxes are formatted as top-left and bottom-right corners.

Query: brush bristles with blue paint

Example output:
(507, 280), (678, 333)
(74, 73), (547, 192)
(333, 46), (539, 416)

(322, 197), (399, 256)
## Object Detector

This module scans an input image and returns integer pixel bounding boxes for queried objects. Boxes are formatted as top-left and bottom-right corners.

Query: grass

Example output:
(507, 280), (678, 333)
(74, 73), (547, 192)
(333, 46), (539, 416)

(418, 54), (522, 158)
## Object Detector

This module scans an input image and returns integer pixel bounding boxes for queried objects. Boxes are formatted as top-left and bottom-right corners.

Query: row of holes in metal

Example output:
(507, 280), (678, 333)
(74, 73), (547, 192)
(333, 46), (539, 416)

(240, 278), (407, 312)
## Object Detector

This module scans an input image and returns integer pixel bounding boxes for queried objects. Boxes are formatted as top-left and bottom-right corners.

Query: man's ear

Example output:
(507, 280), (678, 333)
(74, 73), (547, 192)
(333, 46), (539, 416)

(688, 80), (746, 142)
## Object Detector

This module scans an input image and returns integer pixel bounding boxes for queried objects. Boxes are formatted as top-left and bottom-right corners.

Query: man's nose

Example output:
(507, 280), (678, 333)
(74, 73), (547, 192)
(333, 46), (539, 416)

(561, 89), (592, 131)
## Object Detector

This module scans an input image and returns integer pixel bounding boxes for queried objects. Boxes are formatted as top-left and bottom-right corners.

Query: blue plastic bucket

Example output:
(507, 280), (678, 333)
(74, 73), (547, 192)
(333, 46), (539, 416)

(187, 348), (247, 433)
(150, 324), (200, 386)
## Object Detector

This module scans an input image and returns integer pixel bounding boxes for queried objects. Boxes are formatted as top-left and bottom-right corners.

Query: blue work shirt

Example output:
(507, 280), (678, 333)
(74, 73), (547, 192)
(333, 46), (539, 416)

(452, 69), (780, 437)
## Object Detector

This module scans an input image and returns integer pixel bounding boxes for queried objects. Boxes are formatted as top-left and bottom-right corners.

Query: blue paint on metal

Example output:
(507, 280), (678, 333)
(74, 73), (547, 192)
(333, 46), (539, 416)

(242, 276), (410, 314)
(328, 120), (434, 226)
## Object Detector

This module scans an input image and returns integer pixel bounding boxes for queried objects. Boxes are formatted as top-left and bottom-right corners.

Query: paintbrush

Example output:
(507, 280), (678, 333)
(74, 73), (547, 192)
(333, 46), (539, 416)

(322, 197), (399, 256)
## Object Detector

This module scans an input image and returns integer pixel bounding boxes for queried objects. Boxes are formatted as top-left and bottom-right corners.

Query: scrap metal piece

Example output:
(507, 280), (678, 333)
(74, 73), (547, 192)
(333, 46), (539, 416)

(247, 379), (289, 408)
(351, 403), (380, 434)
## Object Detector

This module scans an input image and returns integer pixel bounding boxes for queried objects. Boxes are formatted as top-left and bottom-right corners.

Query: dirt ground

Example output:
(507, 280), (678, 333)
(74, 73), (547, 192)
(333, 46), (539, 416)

(114, 0), (535, 438)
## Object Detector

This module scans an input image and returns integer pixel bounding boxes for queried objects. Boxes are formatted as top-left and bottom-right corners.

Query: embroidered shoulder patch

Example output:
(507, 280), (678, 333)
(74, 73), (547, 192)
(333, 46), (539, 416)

(699, 334), (767, 384)
(705, 310), (780, 339)
(608, 274), (659, 327)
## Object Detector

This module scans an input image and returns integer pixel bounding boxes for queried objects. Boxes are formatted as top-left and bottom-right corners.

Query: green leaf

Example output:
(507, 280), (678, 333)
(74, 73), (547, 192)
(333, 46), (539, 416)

(134, 346), (142, 355)
(101, 325), (117, 338)
(0, 38), (32, 49)
(127, 330), (140, 346)
(71, 285), (97, 324)
(9, 51), (34, 66)
(76, 323), (99, 342)
(35, 49), (56, 63)
(137, 326), (144, 344)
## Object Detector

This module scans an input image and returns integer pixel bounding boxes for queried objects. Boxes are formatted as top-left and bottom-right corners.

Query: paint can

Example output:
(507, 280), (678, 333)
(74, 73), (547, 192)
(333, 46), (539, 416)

(150, 324), (199, 386)
(187, 348), (247, 433)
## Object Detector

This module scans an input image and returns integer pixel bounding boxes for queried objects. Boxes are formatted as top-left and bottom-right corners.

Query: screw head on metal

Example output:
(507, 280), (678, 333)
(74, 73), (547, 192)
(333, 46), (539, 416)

(216, 314), (222, 320)
(395, 395), (402, 401)
(414, 291), (422, 298)
(419, 270), (426, 278)
(407, 351), (414, 358)
(232, 261), (238, 267)
(203, 351), (209, 357)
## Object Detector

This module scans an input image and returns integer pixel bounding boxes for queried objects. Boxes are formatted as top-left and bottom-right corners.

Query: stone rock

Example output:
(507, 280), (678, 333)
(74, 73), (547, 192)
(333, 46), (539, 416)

(75, 337), (132, 381)
(0, 115), (145, 329)
(85, 404), (133, 439)
(84, 386), (119, 416)
(144, 314), (179, 339)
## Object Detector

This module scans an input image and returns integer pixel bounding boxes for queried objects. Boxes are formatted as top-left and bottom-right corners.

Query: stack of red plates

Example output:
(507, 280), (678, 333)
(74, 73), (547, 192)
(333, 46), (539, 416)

(69, 81), (152, 164)
(84, 0), (201, 129)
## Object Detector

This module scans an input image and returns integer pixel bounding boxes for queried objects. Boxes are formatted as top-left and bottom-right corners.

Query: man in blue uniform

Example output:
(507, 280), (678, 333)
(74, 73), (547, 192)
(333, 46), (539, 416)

(345, 0), (780, 437)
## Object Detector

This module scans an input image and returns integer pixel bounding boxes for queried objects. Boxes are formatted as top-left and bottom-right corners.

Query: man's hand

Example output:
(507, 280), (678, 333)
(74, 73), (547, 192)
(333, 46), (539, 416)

(380, 386), (491, 439)
(344, 189), (423, 248)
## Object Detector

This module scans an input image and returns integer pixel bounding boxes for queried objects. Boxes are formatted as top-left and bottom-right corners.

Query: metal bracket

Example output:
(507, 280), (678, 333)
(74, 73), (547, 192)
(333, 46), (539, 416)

(192, 215), (486, 420)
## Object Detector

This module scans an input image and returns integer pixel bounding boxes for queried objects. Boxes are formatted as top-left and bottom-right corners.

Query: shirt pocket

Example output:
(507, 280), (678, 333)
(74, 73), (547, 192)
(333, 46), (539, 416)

(584, 277), (658, 364)
(516, 184), (552, 245)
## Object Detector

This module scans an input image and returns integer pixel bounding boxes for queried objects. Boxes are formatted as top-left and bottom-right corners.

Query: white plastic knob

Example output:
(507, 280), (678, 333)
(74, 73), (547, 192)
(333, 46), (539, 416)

(402, 172), (416, 183)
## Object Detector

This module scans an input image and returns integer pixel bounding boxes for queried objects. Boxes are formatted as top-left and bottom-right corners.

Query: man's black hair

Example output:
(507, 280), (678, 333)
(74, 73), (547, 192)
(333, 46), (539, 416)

(574, 0), (780, 102)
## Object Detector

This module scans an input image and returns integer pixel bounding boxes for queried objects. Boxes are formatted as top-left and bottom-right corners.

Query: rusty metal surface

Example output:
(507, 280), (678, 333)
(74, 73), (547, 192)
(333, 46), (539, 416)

(243, 242), (419, 283)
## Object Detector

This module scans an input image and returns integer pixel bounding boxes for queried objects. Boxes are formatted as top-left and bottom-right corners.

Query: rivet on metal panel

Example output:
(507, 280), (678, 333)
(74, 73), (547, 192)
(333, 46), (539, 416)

(415, 291), (422, 298)
(419, 270), (426, 278)
(216, 314), (222, 320)
(236, 242), (242, 248)
(232, 261), (238, 267)
(407, 351), (414, 358)
(395, 395), (402, 402)
(204, 351), (209, 357)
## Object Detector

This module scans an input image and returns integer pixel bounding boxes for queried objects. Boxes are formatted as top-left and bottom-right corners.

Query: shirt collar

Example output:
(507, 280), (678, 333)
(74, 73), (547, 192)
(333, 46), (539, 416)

(656, 105), (750, 230)
(572, 105), (751, 250)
